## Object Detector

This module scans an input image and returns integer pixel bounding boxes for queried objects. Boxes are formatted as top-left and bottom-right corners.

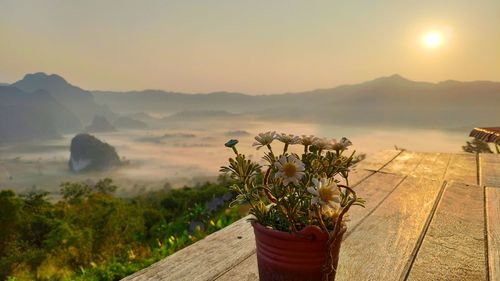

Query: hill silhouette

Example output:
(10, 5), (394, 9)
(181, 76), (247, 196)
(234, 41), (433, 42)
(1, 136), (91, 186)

(2, 72), (499, 144)
(84, 115), (117, 133)
(93, 74), (500, 128)
(12, 72), (114, 123)
(0, 86), (82, 143)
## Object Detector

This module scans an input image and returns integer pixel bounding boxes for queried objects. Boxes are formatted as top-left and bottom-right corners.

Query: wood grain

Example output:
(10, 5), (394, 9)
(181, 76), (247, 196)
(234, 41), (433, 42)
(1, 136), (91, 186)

(380, 151), (425, 175)
(407, 182), (486, 281)
(481, 153), (500, 187)
(354, 149), (402, 172)
(345, 172), (405, 230)
(410, 153), (451, 180)
(122, 217), (256, 281)
(335, 176), (442, 281)
(348, 149), (403, 187)
(486, 186), (500, 281)
(345, 168), (375, 188)
(215, 254), (259, 281)
(444, 153), (478, 186)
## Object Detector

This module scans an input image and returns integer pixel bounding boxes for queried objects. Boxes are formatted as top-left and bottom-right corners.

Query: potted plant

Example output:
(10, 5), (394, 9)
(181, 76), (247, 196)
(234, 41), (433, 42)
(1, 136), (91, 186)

(221, 132), (364, 281)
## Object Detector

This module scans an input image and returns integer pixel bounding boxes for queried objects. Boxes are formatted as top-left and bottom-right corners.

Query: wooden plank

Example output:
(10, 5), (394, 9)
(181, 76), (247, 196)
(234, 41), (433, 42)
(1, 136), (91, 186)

(335, 176), (442, 281)
(481, 153), (500, 187)
(346, 173), (406, 230)
(410, 153), (451, 180)
(216, 254), (258, 281)
(347, 149), (402, 187)
(407, 182), (487, 281)
(347, 168), (376, 187)
(354, 149), (402, 172)
(444, 153), (478, 186)
(380, 151), (425, 175)
(122, 217), (255, 281)
(486, 186), (500, 281)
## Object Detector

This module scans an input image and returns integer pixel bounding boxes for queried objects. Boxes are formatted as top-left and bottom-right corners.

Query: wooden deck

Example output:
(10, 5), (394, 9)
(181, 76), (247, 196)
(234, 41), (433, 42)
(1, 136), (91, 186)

(123, 150), (500, 281)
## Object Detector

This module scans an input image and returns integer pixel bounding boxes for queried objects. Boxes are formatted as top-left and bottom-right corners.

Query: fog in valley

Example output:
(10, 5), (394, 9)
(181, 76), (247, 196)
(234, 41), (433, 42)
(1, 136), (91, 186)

(0, 72), (496, 195)
(0, 107), (470, 195)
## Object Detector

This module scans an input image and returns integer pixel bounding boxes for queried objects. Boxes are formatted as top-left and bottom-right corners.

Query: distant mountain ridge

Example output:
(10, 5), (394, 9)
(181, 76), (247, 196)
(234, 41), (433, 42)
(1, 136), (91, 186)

(12, 72), (114, 123)
(1, 72), (499, 144)
(93, 74), (500, 128)
(0, 85), (82, 143)
(1, 72), (115, 143)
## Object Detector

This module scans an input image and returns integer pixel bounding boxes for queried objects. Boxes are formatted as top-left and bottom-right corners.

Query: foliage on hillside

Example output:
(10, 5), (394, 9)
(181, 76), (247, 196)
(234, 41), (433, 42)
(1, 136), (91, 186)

(0, 178), (242, 281)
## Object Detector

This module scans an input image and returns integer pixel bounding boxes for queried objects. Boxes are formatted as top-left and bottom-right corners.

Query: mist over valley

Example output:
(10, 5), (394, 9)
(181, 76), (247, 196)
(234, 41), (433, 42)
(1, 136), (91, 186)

(0, 72), (491, 195)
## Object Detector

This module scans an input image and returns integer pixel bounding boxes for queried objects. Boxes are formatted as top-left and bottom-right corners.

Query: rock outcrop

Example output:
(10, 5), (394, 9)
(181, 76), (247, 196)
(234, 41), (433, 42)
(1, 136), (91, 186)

(69, 133), (121, 172)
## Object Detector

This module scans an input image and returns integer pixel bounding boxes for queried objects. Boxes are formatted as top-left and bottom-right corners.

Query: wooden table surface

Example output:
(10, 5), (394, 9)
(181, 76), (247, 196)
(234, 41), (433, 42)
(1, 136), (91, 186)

(123, 150), (500, 281)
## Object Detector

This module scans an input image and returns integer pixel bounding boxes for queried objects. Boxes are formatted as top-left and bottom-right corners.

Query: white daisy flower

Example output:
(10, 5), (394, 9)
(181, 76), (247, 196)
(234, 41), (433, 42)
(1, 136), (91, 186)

(331, 137), (353, 151)
(276, 133), (301, 145)
(300, 135), (318, 146)
(253, 131), (276, 150)
(274, 155), (305, 186)
(307, 178), (340, 210)
(312, 137), (332, 150)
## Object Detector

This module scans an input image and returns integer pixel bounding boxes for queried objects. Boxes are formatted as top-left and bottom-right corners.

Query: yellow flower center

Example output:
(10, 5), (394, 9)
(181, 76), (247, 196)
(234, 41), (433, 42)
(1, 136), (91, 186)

(318, 186), (336, 202)
(282, 162), (297, 177)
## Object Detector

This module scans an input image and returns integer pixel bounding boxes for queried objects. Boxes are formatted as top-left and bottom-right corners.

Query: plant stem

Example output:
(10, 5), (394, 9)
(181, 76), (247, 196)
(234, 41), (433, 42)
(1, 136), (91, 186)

(323, 184), (357, 281)
(231, 146), (238, 155)
(266, 144), (275, 160)
(262, 167), (277, 203)
(316, 207), (328, 233)
(283, 143), (289, 154)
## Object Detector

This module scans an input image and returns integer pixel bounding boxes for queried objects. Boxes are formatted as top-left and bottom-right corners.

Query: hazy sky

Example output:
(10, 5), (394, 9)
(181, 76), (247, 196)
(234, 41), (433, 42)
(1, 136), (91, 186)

(1, 0), (499, 94)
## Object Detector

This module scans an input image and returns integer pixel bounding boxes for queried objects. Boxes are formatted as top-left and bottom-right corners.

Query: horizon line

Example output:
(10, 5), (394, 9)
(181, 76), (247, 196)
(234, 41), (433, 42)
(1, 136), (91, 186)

(4, 72), (500, 96)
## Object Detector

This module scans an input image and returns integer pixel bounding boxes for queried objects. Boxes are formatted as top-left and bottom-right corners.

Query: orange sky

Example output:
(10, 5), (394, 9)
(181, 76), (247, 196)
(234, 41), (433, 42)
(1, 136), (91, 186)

(1, 0), (499, 94)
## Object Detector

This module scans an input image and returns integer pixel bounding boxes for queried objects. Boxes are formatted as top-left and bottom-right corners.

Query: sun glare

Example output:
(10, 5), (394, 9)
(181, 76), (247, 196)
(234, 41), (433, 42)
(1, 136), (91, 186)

(422, 31), (443, 48)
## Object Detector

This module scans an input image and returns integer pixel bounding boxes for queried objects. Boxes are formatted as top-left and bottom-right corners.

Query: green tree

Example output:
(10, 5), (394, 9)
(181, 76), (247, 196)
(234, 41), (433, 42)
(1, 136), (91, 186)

(0, 190), (24, 279)
(2, 178), (243, 281)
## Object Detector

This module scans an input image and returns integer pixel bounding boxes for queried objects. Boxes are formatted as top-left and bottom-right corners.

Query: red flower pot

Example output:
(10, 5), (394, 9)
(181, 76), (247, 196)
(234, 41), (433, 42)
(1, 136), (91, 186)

(253, 222), (346, 281)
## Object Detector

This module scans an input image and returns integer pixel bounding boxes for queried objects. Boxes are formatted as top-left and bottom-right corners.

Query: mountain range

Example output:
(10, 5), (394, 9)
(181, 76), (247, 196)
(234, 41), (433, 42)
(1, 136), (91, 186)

(11, 73), (114, 123)
(0, 85), (81, 142)
(0, 72), (498, 143)
(0, 73), (113, 143)
(94, 74), (500, 128)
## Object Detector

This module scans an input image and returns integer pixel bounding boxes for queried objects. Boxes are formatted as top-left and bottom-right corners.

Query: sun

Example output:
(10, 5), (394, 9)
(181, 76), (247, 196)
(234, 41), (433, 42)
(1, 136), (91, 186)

(422, 31), (443, 48)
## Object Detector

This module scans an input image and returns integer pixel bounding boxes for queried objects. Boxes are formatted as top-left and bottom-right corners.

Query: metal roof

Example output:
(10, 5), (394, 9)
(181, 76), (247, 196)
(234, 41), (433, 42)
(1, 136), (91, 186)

(470, 127), (500, 143)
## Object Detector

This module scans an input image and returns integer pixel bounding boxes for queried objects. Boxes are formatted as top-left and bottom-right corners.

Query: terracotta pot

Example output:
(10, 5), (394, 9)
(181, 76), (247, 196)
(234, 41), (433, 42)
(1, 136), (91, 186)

(252, 222), (346, 281)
